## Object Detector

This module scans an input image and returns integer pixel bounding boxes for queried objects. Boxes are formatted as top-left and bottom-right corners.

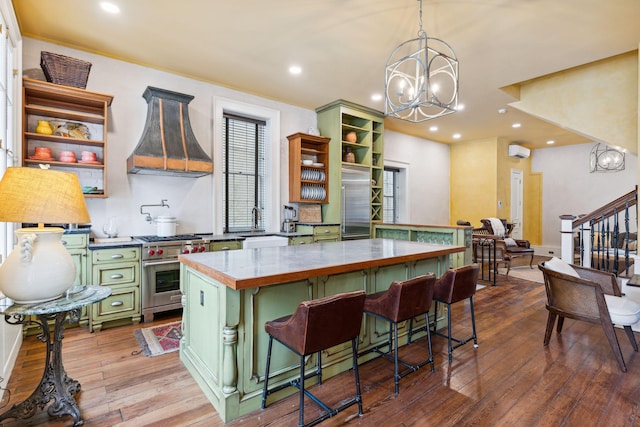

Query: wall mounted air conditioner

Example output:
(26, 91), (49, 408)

(508, 145), (530, 159)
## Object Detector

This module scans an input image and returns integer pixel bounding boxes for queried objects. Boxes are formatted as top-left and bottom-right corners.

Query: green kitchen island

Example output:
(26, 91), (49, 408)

(178, 238), (465, 422)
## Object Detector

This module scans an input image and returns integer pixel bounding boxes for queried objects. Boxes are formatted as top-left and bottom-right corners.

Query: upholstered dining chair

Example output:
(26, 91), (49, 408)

(261, 290), (366, 427)
(539, 257), (640, 372)
(480, 218), (534, 273)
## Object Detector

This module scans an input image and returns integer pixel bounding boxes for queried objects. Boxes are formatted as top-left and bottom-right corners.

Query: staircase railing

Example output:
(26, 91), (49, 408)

(562, 187), (638, 277)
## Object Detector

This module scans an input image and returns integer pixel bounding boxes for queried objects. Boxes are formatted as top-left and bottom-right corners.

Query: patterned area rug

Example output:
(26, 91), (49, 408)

(134, 321), (182, 357)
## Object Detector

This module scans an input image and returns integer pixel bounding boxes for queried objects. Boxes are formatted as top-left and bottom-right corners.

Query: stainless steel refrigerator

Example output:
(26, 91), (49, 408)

(341, 165), (371, 240)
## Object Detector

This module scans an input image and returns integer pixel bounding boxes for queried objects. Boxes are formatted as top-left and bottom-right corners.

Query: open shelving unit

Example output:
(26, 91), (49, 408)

(316, 99), (384, 228)
(22, 78), (114, 198)
(287, 132), (330, 203)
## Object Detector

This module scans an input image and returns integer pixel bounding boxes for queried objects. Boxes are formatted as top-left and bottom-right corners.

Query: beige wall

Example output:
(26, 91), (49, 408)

(512, 51), (638, 154)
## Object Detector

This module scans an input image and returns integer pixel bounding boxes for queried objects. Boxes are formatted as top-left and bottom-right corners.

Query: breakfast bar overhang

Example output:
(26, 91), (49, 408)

(178, 238), (465, 422)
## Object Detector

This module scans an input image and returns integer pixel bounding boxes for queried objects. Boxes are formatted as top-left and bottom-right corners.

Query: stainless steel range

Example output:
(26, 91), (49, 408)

(135, 234), (210, 322)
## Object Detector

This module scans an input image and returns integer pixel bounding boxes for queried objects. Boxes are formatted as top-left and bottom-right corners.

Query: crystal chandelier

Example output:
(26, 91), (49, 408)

(385, 0), (459, 123)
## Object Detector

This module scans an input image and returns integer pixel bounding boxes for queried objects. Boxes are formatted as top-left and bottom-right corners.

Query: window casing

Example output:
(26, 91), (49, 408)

(222, 113), (266, 233)
(383, 167), (399, 223)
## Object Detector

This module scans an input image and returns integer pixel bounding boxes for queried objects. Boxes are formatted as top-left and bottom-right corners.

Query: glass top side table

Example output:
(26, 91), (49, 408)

(0, 285), (111, 426)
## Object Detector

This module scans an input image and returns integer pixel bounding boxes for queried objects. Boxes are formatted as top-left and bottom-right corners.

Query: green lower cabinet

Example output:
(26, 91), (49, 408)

(210, 240), (243, 251)
(90, 246), (141, 332)
(296, 224), (341, 242)
(288, 235), (313, 245)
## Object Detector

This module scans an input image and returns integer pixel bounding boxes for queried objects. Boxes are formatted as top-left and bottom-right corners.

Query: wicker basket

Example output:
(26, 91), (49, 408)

(40, 52), (92, 89)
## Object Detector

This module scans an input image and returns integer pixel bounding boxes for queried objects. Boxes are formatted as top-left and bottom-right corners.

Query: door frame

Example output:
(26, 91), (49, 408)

(510, 169), (523, 239)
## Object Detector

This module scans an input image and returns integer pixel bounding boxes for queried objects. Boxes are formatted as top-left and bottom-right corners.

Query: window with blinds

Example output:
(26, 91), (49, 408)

(222, 113), (266, 233)
(383, 167), (398, 223)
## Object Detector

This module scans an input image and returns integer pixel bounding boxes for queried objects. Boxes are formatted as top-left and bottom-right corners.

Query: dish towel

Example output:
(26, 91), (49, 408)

(488, 218), (506, 237)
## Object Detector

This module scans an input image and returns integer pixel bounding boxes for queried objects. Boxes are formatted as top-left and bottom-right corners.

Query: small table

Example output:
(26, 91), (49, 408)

(0, 285), (111, 426)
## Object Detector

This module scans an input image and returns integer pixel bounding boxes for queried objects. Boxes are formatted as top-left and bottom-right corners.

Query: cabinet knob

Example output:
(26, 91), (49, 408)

(111, 301), (123, 307)
(111, 254), (124, 259)
(61, 240), (68, 245)
(220, 246), (230, 251)
(110, 274), (123, 279)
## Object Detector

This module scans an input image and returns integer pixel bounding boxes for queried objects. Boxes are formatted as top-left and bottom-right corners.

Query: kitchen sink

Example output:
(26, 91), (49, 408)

(242, 235), (289, 249)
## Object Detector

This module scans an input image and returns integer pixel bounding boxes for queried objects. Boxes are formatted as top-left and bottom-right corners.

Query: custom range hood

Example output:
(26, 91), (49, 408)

(127, 86), (213, 177)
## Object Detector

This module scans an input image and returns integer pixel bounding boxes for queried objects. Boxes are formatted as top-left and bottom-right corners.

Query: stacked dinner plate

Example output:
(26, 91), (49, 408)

(300, 184), (326, 200)
(301, 168), (326, 182)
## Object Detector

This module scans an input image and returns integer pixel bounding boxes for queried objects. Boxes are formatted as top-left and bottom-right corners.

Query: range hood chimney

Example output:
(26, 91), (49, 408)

(127, 86), (213, 177)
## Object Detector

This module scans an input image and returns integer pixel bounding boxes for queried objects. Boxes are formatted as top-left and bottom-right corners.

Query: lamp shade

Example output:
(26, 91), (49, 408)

(0, 167), (90, 224)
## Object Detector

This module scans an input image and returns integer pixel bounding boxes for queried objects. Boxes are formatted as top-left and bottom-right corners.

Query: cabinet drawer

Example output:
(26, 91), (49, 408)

(289, 236), (314, 245)
(92, 247), (140, 264)
(93, 263), (138, 286)
(313, 225), (340, 237)
(61, 233), (88, 249)
(210, 241), (243, 251)
(93, 287), (139, 318)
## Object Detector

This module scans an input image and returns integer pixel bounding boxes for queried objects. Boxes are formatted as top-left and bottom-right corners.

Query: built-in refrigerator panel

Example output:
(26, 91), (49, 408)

(341, 165), (371, 240)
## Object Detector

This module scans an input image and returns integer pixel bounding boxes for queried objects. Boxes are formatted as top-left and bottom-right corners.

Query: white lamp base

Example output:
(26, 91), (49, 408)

(0, 227), (76, 304)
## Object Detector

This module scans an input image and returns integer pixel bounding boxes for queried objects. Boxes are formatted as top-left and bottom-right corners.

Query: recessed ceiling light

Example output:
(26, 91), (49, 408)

(457, 103), (465, 111)
(289, 65), (302, 75)
(452, 133), (461, 139)
(498, 108), (507, 114)
(512, 123), (521, 128)
(546, 140), (555, 145)
(100, 2), (120, 14)
(429, 125), (438, 132)
(371, 94), (382, 102)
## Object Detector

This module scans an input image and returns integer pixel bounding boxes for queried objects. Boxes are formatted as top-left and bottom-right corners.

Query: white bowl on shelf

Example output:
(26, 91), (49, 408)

(302, 159), (313, 166)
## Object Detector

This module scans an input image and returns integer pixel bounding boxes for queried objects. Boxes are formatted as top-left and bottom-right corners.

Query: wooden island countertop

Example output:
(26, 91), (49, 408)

(179, 238), (465, 290)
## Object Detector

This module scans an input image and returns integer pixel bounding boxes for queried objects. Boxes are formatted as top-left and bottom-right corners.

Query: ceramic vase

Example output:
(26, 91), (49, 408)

(0, 228), (76, 303)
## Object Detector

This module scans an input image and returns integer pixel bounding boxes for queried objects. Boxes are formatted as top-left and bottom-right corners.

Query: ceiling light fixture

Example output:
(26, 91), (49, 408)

(590, 143), (625, 173)
(546, 140), (555, 145)
(371, 94), (382, 102)
(429, 125), (438, 132)
(384, 0), (458, 123)
(100, 2), (120, 14)
(512, 123), (521, 128)
(288, 65), (302, 75)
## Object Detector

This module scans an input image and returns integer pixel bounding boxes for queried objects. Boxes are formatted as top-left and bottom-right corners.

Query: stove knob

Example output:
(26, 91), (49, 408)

(191, 247), (198, 253)
(199, 245), (206, 252)
(157, 248), (164, 255)
(183, 249), (190, 254)
(148, 249), (155, 256)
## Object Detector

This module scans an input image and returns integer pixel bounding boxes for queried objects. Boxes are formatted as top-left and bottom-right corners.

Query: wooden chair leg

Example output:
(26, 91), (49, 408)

(623, 325), (638, 351)
(556, 316), (565, 333)
(602, 322), (627, 372)
(544, 312), (556, 345)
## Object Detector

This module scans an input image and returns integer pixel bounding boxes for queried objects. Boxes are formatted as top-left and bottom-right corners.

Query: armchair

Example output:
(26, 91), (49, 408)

(481, 218), (534, 274)
(539, 258), (640, 372)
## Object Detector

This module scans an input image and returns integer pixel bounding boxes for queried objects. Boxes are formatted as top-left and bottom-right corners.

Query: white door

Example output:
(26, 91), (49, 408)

(510, 169), (523, 239)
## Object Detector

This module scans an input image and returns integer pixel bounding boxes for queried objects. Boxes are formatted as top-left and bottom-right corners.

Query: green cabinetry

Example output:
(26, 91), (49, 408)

(210, 240), (243, 252)
(295, 223), (340, 242)
(373, 223), (473, 267)
(89, 246), (141, 331)
(288, 235), (313, 245)
(316, 100), (385, 228)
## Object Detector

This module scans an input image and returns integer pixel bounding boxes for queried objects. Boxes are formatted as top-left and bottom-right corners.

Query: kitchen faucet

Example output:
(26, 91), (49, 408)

(251, 206), (262, 231)
(140, 199), (170, 223)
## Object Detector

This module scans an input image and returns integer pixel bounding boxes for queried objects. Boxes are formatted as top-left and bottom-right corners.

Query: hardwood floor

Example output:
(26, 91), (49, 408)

(4, 260), (640, 426)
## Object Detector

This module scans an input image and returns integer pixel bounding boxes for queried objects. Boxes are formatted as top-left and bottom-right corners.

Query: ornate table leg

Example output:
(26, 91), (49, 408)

(0, 309), (83, 426)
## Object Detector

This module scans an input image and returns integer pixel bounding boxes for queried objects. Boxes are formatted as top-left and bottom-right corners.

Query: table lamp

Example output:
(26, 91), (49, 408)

(0, 167), (90, 303)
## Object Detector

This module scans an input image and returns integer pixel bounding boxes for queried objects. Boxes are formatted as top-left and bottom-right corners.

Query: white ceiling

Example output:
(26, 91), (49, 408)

(12, 0), (640, 149)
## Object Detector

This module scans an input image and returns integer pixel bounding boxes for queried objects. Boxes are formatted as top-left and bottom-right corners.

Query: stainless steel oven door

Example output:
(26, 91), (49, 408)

(142, 259), (182, 322)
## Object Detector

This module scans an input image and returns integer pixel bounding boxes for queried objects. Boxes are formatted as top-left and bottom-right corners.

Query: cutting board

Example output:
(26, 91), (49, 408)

(298, 204), (322, 223)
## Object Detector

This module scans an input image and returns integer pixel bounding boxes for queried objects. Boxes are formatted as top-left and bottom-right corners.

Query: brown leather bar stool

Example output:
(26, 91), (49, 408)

(360, 274), (436, 394)
(261, 290), (366, 427)
(432, 264), (480, 362)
